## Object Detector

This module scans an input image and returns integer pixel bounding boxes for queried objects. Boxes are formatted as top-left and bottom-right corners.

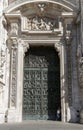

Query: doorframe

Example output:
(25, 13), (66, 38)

(16, 39), (67, 122)
(22, 45), (61, 120)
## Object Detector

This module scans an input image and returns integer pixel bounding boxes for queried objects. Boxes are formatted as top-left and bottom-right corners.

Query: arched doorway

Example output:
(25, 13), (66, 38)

(4, 0), (76, 123)
(23, 46), (61, 120)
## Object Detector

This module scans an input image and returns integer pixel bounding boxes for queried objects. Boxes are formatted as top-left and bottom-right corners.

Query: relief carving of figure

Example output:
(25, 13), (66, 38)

(10, 23), (18, 35)
(32, 17), (39, 30)
(39, 19), (46, 30)
(27, 19), (32, 30)
(26, 16), (58, 31)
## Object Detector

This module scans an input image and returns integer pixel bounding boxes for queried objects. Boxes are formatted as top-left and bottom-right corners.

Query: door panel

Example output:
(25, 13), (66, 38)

(23, 47), (60, 120)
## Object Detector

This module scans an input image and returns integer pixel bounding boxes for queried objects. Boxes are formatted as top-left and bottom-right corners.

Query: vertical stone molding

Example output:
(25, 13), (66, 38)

(80, 0), (83, 53)
(16, 39), (29, 121)
(65, 30), (72, 106)
(9, 38), (18, 108)
(79, 57), (83, 88)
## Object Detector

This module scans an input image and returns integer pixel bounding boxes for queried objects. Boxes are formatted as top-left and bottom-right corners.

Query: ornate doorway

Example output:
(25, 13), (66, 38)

(23, 46), (61, 120)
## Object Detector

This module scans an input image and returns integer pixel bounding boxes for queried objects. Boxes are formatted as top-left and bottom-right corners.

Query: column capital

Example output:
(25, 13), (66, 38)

(6, 38), (18, 51)
(54, 42), (61, 56)
(18, 39), (29, 56)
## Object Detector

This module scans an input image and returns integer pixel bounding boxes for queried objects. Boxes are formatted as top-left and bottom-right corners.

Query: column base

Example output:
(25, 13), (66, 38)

(0, 108), (7, 123)
(7, 108), (22, 123)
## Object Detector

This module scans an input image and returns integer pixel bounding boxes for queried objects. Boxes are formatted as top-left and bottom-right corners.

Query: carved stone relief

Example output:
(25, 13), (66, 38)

(10, 23), (18, 36)
(0, 43), (6, 78)
(10, 38), (18, 107)
(22, 16), (59, 31)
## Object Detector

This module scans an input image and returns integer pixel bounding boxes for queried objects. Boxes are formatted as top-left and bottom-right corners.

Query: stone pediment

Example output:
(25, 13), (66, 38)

(4, 0), (77, 14)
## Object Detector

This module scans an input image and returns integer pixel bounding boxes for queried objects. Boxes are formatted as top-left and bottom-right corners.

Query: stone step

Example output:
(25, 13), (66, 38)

(0, 121), (83, 130)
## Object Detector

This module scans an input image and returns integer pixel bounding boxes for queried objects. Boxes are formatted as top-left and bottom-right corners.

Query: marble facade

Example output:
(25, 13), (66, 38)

(0, 0), (83, 123)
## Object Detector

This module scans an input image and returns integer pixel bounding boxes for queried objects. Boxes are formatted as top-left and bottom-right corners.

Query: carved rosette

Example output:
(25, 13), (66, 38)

(10, 38), (18, 107)
(79, 57), (83, 88)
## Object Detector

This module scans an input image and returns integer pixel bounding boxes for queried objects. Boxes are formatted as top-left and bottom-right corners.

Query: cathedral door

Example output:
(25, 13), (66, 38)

(23, 46), (61, 120)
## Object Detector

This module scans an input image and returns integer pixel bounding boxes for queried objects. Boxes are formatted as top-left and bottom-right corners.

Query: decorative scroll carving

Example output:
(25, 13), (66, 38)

(10, 38), (18, 107)
(23, 16), (58, 31)
(79, 57), (83, 88)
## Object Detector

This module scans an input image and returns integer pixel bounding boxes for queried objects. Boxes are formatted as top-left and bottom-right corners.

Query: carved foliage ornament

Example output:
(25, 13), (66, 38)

(10, 38), (18, 107)
(0, 47), (6, 78)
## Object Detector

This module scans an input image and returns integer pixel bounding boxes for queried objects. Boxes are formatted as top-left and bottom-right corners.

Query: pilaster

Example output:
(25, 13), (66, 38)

(16, 39), (29, 122)
(80, 0), (83, 53)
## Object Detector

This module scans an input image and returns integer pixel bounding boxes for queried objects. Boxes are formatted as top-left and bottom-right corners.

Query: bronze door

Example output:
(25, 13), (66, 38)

(23, 47), (61, 120)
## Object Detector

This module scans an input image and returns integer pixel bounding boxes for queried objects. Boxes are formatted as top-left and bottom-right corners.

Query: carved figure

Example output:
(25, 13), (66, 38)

(24, 16), (58, 31)
(32, 17), (39, 30)
(27, 19), (32, 30)
(39, 19), (46, 30)
(10, 23), (18, 35)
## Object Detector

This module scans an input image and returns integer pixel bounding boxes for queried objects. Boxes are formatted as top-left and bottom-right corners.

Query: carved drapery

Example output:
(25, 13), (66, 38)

(10, 38), (18, 107)
(22, 16), (59, 31)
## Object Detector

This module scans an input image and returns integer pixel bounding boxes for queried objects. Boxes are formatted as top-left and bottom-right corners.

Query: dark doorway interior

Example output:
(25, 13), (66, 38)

(23, 46), (61, 121)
